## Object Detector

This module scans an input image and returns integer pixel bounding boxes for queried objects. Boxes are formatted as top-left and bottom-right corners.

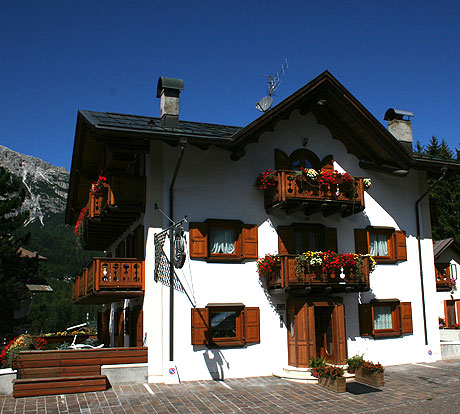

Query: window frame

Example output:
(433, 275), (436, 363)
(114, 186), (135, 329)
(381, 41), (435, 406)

(189, 219), (258, 263)
(191, 305), (260, 348)
(368, 228), (395, 263)
(355, 227), (407, 264)
(359, 300), (412, 338)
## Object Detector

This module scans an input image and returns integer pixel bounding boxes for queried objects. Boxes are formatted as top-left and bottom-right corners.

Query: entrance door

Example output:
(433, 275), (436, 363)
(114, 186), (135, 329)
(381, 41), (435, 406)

(287, 297), (346, 367)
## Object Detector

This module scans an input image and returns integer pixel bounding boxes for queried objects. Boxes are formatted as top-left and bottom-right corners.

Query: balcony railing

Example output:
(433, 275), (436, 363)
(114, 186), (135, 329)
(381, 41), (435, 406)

(266, 255), (370, 293)
(80, 176), (146, 250)
(435, 265), (452, 292)
(264, 170), (365, 216)
(73, 258), (145, 305)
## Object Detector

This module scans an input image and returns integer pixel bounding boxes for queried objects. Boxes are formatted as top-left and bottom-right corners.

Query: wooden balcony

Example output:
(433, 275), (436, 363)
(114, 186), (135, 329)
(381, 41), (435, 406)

(80, 176), (146, 250)
(266, 255), (370, 293)
(73, 258), (144, 305)
(264, 170), (365, 216)
(436, 264), (452, 292)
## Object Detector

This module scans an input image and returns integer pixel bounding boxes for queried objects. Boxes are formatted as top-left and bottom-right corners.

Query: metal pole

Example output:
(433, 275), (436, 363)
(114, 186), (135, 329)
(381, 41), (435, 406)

(169, 142), (186, 361)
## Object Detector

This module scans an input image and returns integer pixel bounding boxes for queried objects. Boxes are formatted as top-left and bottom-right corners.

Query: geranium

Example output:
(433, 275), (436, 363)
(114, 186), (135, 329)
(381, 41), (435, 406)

(89, 176), (108, 197)
(360, 360), (384, 375)
(1, 335), (47, 368)
(439, 317), (446, 328)
(313, 364), (344, 378)
(74, 207), (88, 237)
(257, 253), (281, 278)
(255, 170), (277, 190)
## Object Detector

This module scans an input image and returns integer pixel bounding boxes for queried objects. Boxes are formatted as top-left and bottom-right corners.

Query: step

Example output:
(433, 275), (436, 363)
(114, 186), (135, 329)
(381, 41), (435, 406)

(13, 375), (108, 398)
(19, 365), (101, 379)
(273, 365), (355, 383)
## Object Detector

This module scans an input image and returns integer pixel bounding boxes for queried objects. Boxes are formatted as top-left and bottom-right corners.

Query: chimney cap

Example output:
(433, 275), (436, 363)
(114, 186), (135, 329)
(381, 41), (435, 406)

(384, 108), (414, 121)
(156, 77), (184, 98)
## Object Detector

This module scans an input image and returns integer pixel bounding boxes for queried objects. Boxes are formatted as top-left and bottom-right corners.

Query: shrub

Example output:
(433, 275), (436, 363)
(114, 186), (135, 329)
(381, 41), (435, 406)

(345, 354), (364, 373)
(360, 360), (384, 375)
(313, 364), (344, 378)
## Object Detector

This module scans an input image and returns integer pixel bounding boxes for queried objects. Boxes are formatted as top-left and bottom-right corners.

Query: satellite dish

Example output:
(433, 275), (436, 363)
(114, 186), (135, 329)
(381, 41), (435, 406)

(256, 96), (274, 113)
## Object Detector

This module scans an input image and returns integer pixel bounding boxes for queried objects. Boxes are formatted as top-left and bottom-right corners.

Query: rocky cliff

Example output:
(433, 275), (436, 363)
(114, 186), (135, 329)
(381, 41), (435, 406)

(0, 145), (69, 225)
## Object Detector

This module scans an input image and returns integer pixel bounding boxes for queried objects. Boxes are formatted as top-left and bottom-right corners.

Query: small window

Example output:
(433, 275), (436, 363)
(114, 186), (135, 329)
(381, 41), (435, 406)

(355, 228), (407, 263)
(359, 300), (413, 338)
(191, 305), (260, 347)
(189, 220), (258, 262)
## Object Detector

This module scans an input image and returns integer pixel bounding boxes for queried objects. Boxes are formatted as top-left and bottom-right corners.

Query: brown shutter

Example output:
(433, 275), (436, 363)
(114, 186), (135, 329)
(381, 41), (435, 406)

(189, 223), (208, 258)
(134, 225), (144, 259)
(278, 226), (295, 255)
(395, 230), (407, 261)
(136, 310), (144, 347)
(324, 227), (338, 252)
(455, 301), (460, 327)
(400, 302), (413, 334)
(354, 229), (369, 254)
(245, 307), (260, 344)
(359, 304), (373, 336)
(334, 303), (346, 362)
(242, 224), (258, 259)
(101, 310), (110, 346)
(191, 308), (209, 345)
(444, 300), (452, 328)
(116, 309), (124, 347)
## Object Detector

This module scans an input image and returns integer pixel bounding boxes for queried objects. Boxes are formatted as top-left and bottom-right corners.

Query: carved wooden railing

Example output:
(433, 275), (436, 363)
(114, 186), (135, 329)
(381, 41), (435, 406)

(264, 170), (365, 213)
(266, 255), (370, 292)
(72, 258), (144, 304)
(435, 265), (452, 292)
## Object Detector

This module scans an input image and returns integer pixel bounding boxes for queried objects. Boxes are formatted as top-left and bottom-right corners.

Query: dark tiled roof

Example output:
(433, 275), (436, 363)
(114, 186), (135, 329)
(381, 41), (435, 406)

(433, 238), (460, 259)
(80, 110), (241, 141)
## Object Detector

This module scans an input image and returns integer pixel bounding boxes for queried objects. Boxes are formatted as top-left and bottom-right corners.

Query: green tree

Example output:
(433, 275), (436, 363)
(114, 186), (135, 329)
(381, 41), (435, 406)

(417, 137), (460, 241)
(0, 167), (43, 334)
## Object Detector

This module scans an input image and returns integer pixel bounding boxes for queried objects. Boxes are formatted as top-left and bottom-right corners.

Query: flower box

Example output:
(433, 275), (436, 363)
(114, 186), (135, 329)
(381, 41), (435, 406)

(317, 375), (347, 393)
(355, 367), (384, 387)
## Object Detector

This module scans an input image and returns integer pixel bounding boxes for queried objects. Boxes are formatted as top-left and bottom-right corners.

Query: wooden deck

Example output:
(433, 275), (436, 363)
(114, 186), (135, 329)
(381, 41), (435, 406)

(13, 347), (147, 398)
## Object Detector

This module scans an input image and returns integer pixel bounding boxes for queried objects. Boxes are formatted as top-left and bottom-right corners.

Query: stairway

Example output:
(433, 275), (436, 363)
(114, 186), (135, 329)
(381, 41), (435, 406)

(273, 365), (355, 383)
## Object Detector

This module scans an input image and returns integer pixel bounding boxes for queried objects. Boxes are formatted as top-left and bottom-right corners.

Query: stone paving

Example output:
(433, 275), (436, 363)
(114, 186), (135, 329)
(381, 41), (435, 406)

(1, 360), (460, 413)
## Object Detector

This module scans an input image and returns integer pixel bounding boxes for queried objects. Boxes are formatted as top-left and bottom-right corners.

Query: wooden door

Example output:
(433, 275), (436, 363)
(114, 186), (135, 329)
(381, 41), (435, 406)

(287, 297), (346, 367)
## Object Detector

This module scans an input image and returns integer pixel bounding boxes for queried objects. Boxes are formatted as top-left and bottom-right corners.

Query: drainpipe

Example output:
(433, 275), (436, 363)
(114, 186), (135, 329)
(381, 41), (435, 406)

(415, 167), (447, 345)
(169, 139), (187, 362)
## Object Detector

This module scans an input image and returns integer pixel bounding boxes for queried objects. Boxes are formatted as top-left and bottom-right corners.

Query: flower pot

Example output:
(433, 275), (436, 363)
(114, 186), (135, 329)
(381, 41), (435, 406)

(317, 375), (346, 393)
(355, 368), (384, 387)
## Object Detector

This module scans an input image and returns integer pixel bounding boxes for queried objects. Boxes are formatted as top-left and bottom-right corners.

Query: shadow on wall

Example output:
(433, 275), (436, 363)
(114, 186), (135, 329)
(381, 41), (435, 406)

(203, 349), (230, 380)
(345, 289), (377, 342)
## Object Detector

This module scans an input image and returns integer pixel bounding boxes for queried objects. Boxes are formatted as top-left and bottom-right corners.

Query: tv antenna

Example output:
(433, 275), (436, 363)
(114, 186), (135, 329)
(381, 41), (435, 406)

(256, 58), (288, 113)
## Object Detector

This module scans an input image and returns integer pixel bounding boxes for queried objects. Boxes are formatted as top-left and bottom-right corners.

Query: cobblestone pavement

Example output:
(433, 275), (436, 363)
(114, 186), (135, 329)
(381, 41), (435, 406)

(1, 360), (460, 413)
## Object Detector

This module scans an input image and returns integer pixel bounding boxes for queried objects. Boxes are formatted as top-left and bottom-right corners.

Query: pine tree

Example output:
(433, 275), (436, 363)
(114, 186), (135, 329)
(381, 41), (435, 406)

(0, 167), (42, 334)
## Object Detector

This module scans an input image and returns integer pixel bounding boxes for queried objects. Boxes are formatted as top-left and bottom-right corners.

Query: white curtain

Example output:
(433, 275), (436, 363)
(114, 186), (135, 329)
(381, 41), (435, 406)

(374, 306), (393, 330)
(370, 234), (388, 256)
(210, 228), (235, 254)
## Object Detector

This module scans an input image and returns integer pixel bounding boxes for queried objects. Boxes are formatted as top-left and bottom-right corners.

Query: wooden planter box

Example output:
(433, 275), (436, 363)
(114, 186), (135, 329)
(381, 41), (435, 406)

(37, 335), (97, 346)
(355, 368), (384, 387)
(317, 375), (346, 393)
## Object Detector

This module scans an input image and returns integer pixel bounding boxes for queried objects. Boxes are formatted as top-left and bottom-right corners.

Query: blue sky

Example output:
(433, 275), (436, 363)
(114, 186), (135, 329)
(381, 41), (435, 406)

(1, 1), (459, 169)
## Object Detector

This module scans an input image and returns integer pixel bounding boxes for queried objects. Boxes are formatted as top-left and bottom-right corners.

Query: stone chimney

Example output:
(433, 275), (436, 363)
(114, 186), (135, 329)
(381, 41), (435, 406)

(384, 108), (414, 151)
(156, 77), (184, 128)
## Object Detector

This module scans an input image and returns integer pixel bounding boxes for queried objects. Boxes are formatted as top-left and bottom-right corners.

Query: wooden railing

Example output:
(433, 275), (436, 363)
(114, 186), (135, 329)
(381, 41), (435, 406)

(266, 255), (370, 292)
(73, 258), (145, 304)
(264, 170), (365, 215)
(435, 265), (452, 291)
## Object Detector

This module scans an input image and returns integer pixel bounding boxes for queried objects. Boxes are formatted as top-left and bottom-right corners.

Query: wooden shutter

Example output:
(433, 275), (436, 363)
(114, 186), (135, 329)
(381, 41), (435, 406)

(400, 302), (413, 334)
(136, 310), (144, 347)
(359, 304), (373, 336)
(278, 226), (295, 255)
(324, 227), (338, 252)
(244, 307), (260, 344)
(189, 223), (208, 258)
(395, 230), (407, 261)
(334, 303), (347, 362)
(115, 309), (124, 347)
(134, 225), (145, 259)
(242, 224), (258, 259)
(354, 229), (369, 254)
(191, 308), (209, 345)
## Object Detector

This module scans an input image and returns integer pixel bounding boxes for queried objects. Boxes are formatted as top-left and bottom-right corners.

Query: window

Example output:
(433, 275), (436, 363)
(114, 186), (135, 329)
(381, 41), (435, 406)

(436, 263), (453, 291)
(354, 228), (407, 263)
(191, 305), (260, 347)
(444, 300), (460, 328)
(278, 224), (337, 255)
(359, 300), (413, 338)
(189, 219), (258, 262)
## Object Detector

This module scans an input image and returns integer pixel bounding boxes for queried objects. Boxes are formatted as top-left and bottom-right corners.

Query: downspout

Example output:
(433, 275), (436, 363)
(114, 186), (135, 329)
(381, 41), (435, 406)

(415, 167), (447, 345)
(169, 139), (187, 362)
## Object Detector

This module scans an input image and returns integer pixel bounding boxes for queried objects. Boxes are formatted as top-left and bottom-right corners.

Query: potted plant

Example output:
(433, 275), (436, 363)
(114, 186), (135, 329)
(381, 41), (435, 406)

(344, 354), (364, 374)
(314, 364), (346, 393)
(355, 360), (385, 387)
